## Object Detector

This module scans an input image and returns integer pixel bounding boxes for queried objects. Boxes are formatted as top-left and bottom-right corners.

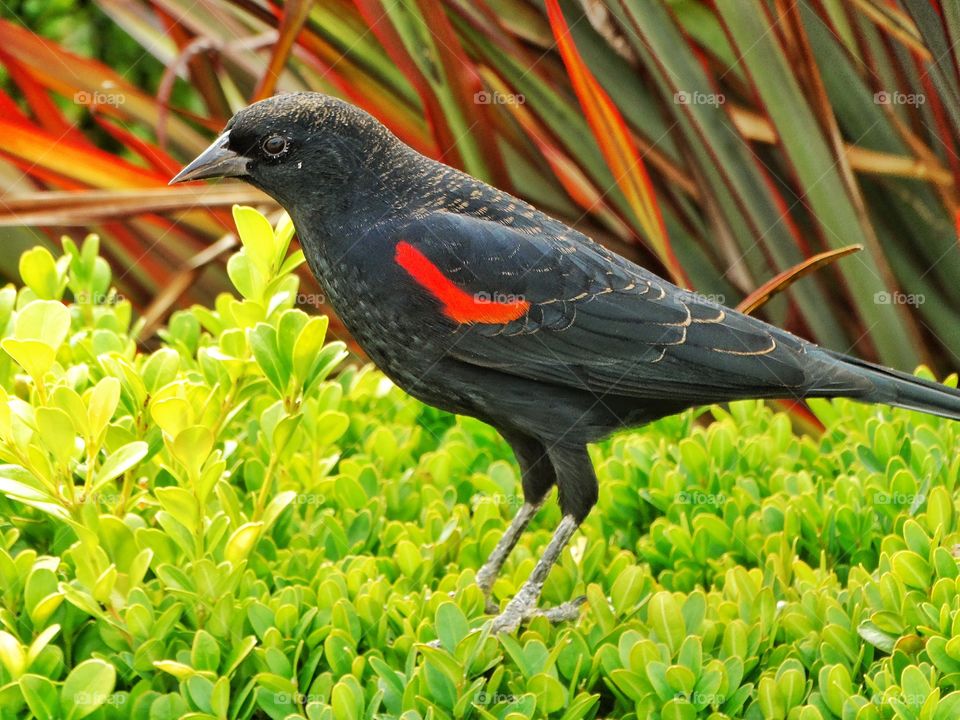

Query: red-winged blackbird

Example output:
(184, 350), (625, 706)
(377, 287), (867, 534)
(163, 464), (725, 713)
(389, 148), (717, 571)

(172, 92), (960, 634)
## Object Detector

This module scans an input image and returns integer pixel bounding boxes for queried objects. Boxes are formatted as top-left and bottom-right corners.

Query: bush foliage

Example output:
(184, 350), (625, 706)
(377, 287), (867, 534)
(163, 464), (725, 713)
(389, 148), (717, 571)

(0, 209), (958, 720)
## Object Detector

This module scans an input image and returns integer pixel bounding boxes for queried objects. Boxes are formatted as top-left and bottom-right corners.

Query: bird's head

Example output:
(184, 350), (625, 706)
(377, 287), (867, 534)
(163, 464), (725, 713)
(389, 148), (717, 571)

(170, 92), (395, 209)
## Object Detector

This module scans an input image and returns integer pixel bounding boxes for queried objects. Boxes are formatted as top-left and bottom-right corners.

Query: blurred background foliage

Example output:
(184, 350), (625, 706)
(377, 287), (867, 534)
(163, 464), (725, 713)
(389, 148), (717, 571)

(0, 0), (958, 373)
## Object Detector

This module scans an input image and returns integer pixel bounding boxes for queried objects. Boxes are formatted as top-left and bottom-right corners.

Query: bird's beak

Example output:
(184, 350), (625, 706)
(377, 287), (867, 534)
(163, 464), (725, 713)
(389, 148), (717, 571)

(169, 131), (249, 184)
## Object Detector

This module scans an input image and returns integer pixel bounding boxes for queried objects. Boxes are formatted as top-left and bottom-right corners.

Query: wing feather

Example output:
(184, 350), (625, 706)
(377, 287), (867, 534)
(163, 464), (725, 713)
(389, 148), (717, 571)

(396, 211), (828, 402)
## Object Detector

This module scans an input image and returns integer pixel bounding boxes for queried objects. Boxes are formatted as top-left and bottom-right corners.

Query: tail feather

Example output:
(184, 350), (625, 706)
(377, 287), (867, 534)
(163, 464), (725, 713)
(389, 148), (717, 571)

(818, 349), (960, 421)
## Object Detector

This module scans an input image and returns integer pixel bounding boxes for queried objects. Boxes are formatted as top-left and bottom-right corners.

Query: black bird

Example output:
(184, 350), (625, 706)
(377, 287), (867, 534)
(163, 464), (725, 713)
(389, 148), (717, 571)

(172, 92), (960, 633)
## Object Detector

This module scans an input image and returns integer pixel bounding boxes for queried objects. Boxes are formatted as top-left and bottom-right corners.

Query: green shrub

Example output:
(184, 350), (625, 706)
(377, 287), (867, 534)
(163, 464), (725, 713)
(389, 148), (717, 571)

(0, 208), (957, 719)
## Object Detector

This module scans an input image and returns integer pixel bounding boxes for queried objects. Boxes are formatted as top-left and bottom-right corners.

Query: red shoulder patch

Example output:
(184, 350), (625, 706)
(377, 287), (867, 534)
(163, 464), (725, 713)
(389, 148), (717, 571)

(395, 241), (529, 324)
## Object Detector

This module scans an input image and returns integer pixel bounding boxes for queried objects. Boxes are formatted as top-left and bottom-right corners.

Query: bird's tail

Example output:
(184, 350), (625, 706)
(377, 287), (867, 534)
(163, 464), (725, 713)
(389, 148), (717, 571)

(816, 348), (960, 421)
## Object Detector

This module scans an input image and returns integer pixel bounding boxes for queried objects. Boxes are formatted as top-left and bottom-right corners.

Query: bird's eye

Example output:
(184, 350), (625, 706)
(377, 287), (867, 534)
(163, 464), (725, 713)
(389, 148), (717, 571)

(262, 135), (288, 157)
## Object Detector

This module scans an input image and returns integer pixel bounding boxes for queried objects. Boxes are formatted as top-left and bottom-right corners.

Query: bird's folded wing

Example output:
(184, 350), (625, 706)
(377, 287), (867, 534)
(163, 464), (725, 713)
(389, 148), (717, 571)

(395, 211), (858, 403)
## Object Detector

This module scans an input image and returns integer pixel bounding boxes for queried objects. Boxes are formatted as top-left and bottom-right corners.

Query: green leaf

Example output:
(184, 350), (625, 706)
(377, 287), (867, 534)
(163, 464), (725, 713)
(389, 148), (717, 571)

(610, 564), (647, 614)
(232, 205), (277, 276)
(435, 602), (469, 650)
(818, 664), (851, 717)
(226, 253), (264, 301)
(857, 621), (896, 654)
(19, 247), (62, 300)
(313, 410), (349, 447)
(191, 630), (220, 673)
(186, 675), (215, 714)
(142, 348), (180, 393)
(292, 315), (329, 383)
(19, 674), (60, 720)
(14, 299), (71, 348)
(61, 658), (116, 720)
(171, 426), (214, 480)
(661, 697), (696, 720)
(225, 522), (262, 565)
(1, 339), (57, 380)
(0, 631), (25, 678)
(934, 692), (960, 720)
(891, 550), (932, 590)
(26, 625), (60, 668)
(758, 676), (784, 719)
(210, 676), (230, 718)
(87, 377), (121, 441)
(277, 309), (309, 379)
(421, 652), (457, 712)
(35, 407), (76, 466)
(93, 441), (146, 489)
(151, 397), (192, 438)
(648, 591), (684, 655)
(155, 487), (199, 533)
(250, 323), (285, 393)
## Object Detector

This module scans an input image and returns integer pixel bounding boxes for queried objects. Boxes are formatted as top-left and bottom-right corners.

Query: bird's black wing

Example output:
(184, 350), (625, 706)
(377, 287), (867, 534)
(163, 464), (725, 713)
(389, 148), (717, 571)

(394, 211), (866, 403)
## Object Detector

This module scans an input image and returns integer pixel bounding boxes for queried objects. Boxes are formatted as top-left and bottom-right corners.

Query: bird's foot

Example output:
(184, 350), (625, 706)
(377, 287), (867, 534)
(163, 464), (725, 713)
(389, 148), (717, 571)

(487, 593), (586, 634)
(523, 595), (586, 623)
(476, 568), (499, 615)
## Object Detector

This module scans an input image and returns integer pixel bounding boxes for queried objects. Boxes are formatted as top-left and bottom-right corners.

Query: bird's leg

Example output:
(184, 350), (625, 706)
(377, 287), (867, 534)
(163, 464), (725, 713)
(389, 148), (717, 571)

(488, 514), (580, 635)
(477, 433), (556, 613)
(476, 500), (543, 613)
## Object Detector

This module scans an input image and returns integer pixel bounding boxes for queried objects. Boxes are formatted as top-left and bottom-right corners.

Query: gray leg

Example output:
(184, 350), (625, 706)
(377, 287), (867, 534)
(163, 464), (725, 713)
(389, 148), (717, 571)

(488, 514), (582, 634)
(476, 500), (543, 613)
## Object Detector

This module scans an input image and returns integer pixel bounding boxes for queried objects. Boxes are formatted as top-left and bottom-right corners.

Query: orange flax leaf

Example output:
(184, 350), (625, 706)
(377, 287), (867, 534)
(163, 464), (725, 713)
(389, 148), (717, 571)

(412, 0), (510, 188)
(544, 0), (687, 287)
(736, 245), (863, 315)
(90, 113), (183, 177)
(0, 51), (90, 146)
(0, 87), (31, 124)
(292, 35), (438, 156)
(774, 398), (825, 433)
(0, 119), (166, 189)
(0, 19), (208, 151)
(353, 0), (463, 166)
(490, 73), (615, 212)
(252, 0), (313, 102)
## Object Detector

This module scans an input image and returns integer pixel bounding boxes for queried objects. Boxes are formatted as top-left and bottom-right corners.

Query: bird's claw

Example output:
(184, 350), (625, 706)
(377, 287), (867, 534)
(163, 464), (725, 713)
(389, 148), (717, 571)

(486, 594), (586, 634)
(523, 595), (586, 623)
(488, 607), (523, 635)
